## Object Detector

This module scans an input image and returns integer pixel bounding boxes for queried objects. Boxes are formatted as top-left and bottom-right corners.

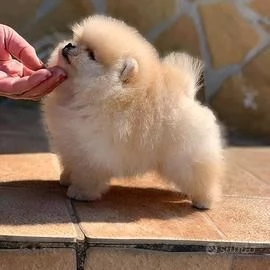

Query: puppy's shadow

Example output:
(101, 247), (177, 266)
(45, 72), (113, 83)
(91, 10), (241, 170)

(73, 185), (197, 223)
(0, 180), (198, 225)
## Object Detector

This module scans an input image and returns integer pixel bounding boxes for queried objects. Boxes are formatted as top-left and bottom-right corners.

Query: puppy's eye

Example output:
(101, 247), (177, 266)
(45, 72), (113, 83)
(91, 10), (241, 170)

(86, 49), (96, 61)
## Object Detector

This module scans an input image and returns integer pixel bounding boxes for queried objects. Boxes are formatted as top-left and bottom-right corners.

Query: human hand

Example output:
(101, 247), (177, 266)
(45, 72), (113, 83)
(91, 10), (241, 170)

(0, 24), (66, 100)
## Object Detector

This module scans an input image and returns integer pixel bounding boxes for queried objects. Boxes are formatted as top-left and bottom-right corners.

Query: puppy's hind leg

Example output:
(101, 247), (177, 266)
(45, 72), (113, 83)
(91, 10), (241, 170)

(188, 161), (223, 209)
(162, 155), (223, 209)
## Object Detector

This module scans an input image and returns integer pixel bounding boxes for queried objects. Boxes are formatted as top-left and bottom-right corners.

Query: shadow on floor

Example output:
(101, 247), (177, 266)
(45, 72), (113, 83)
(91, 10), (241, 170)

(0, 180), (196, 225)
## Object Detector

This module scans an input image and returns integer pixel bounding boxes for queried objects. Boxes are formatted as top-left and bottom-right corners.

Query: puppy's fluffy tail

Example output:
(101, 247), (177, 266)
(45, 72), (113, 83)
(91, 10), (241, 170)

(163, 52), (204, 99)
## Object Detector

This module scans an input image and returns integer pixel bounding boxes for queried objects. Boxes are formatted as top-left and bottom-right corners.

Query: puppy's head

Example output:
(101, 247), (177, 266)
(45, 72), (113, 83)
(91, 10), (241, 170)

(48, 15), (160, 100)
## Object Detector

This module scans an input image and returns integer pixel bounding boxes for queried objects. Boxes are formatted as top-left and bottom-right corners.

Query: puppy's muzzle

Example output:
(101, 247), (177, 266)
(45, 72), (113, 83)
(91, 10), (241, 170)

(62, 43), (76, 64)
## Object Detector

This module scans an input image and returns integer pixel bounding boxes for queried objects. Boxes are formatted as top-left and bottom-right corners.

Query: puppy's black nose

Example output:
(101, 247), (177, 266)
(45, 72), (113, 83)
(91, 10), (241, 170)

(62, 43), (76, 62)
(64, 43), (76, 50)
(62, 43), (76, 55)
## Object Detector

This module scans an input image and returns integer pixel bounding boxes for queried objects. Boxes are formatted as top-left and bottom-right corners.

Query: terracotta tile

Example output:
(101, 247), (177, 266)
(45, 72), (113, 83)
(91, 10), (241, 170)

(0, 248), (76, 270)
(0, 187), (78, 242)
(205, 196), (270, 242)
(232, 255), (270, 270)
(226, 147), (270, 184)
(0, 153), (61, 189)
(74, 175), (224, 243)
(223, 162), (270, 197)
(85, 248), (232, 270)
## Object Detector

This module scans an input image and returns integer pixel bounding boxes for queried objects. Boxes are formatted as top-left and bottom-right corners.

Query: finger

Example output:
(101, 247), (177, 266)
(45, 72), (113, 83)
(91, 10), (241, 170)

(2, 25), (43, 70)
(0, 59), (24, 77)
(14, 76), (65, 100)
(2, 67), (66, 100)
(23, 65), (35, 76)
(0, 25), (12, 61)
(18, 68), (67, 99)
(18, 83), (58, 100)
(0, 69), (52, 94)
(0, 70), (8, 79)
(0, 58), (36, 77)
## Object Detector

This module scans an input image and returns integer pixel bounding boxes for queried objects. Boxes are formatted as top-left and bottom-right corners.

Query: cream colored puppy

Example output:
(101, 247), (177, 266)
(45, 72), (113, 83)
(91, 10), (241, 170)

(43, 15), (224, 209)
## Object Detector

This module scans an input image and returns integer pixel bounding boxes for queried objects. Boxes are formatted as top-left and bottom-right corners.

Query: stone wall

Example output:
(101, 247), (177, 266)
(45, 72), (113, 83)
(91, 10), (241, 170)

(1, 0), (269, 139)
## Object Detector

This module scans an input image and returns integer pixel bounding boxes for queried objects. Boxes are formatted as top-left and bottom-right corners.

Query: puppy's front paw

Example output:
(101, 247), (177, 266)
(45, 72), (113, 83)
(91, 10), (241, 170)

(192, 193), (220, 210)
(67, 185), (102, 201)
(59, 170), (71, 186)
(192, 200), (213, 210)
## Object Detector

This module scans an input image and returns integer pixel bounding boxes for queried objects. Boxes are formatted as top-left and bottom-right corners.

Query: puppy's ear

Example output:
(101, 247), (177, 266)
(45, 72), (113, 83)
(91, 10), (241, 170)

(120, 58), (138, 83)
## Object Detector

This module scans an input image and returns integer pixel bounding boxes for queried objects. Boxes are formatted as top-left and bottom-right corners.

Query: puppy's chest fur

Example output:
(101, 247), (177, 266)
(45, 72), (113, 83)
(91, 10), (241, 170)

(44, 92), (163, 176)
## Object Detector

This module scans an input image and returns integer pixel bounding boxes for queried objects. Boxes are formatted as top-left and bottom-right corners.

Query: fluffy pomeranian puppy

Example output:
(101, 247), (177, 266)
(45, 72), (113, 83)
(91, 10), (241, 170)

(43, 15), (224, 209)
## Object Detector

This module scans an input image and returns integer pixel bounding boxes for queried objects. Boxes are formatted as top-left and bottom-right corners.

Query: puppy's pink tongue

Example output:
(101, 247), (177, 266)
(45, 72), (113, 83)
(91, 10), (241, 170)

(48, 66), (67, 80)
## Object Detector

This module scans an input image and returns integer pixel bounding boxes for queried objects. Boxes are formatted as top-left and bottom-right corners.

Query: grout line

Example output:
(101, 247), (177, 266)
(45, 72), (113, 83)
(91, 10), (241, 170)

(146, 0), (184, 42)
(187, 2), (211, 103)
(229, 255), (234, 270)
(190, 0), (243, 101)
(191, 1), (212, 72)
(65, 199), (88, 270)
(69, 200), (88, 240)
(189, 0), (270, 102)
(223, 194), (270, 200)
(230, 159), (270, 186)
(200, 211), (228, 239)
(64, 199), (85, 241)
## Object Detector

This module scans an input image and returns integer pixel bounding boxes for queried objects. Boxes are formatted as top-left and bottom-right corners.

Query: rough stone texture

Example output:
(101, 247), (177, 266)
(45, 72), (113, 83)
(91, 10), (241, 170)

(226, 147), (270, 184)
(0, 154), (60, 187)
(107, 0), (176, 33)
(199, 2), (259, 68)
(0, 1), (93, 45)
(25, 0), (94, 43)
(0, 0), (40, 31)
(0, 249), (76, 270)
(250, 0), (270, 18)
(207, 196), (270, 242)
(223, 161), (270, 197)
(155, 15), (200, 57)
(85, 248), (232, 270)
(0, 187), (77, 242)
(211, 48), (270, 138)
(1, 0), (269, 139)
(261, 23), (270, 32)
(232, 255), (270, 270)
(154, 15), (205, 102)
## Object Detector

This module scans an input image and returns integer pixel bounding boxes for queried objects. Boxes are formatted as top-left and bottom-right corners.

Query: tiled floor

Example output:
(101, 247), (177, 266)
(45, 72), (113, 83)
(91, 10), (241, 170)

(0, 249), (76, 270)
(0, 104), (269, 269)
(0, 149), (269, 268)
